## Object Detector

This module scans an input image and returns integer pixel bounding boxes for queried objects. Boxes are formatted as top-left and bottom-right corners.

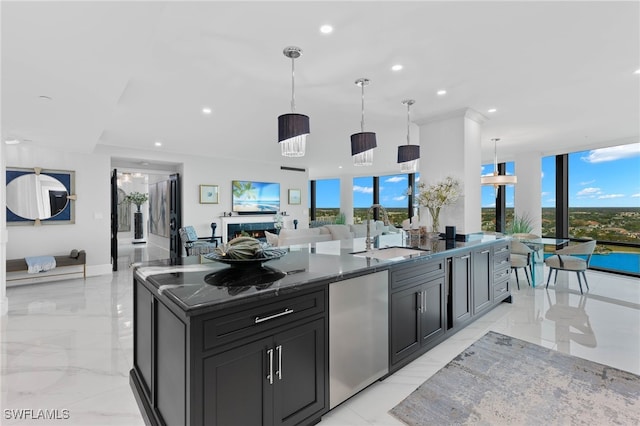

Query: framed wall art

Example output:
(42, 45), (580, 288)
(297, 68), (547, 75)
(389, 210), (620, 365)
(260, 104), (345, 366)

(200, 184), (219, 204)
(288, 188), (301, 205)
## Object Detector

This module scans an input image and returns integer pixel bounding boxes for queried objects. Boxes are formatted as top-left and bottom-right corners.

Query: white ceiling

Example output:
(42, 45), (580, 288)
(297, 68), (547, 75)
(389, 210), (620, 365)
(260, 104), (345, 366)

(2, 1), (638, 178)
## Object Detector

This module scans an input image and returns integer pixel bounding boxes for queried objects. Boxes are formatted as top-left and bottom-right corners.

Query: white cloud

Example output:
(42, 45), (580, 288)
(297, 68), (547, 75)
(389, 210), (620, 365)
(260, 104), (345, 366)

(581, 143), (640, 163)
(353, 185), (373, 194)
(576, 187), (601, 197)
(392, 196), (406, 201)
(580, 179), (595, 186)
(385, 176), (406, 183)
(598, 194), (624, 199)
(541, 192), (551, 197)
(632, 193), (640, 198)
(541, 171), (545, 179)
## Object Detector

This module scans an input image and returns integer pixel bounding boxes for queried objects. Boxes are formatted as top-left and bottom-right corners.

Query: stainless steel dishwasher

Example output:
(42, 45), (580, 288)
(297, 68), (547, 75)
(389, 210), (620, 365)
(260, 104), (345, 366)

(329, 270), (389, 409)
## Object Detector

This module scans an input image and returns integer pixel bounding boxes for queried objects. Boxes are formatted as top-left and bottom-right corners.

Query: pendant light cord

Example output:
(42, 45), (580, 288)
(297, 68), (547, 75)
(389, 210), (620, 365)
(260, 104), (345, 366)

(492, 138), (499, 175)
(360, 82), (365, 132)
(290, 57), (296, 112)
(406, 102), (411, 145)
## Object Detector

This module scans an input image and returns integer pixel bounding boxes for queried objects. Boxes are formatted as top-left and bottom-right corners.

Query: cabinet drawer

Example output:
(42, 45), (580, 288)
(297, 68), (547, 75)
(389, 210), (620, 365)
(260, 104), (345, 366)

(494, 280), (509, 299)
(494, 267), (511, 283)
(391, 259), (444, 290)
(493, 242), (510, 258)
(203, 289), (325, 351)
(494, 251), (510, 269)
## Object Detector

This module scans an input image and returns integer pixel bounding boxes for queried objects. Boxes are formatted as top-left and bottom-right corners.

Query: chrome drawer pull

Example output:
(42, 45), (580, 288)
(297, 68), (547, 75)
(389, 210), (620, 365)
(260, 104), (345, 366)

(481, 249), (490, 254)
(255, 308), (294, 324)
(267, 348), (274, 385)
(276, 345), (282, 380)
(459, 255), (470, 260)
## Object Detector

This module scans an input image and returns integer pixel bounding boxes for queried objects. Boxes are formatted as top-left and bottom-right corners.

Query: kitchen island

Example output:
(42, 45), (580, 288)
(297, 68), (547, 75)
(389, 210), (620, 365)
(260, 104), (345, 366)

(130, 233), (511, 425)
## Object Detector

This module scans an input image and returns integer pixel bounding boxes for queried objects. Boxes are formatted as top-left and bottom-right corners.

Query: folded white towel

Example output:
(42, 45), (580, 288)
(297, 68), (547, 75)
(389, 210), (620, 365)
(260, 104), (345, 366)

(25, 256), (57, 273)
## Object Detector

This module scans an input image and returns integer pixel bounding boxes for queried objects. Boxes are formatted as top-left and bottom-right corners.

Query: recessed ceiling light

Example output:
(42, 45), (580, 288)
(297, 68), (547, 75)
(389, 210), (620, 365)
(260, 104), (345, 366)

(202, 107), (212, 114)
(437, 89), (447, 96)
(154, 141), (162, 147)
(391, 64), (403, 71)
(338, 165), (343, 169)
(4, 139), (20, 145)
(320, 24), (333, 34)
(635, 68), (640, 74)
(488, 108), (497, 113)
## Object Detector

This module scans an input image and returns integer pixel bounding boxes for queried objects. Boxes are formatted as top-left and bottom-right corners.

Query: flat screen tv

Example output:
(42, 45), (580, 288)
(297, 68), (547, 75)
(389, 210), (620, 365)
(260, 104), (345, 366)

(232, 180), (280, 214)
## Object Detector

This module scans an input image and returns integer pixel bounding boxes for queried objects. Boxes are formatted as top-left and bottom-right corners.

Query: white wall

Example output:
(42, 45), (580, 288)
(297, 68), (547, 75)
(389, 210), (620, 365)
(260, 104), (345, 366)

(100, 145), (311, 240)
(1, 140), (8, 315)
(4, 145), (113, 276)
(514, 151), (543, 235)
(3, 143), (311, 282)
(417, 108), (485, 233)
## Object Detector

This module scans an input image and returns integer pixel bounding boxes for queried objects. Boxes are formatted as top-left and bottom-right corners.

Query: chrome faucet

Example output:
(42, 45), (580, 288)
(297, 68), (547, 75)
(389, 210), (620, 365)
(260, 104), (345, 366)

(366, 204), (391, 250)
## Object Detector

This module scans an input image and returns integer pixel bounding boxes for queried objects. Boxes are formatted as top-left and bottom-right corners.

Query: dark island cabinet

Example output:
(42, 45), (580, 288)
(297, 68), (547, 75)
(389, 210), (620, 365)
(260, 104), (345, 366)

(131, 279), (327, 426)
(472, 247), (492, 315)
(390, 260), (446, 368)
(204, 318), (325, 426)
(450, 251), (472, 327)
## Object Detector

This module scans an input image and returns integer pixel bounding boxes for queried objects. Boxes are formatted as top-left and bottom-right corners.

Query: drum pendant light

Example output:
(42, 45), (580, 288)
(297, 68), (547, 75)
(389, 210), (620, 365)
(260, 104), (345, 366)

(397, 99), (419, 173)
(278, 46), (309, 157)
(350, 78), (377, 166)
(480, 138), (517, 191)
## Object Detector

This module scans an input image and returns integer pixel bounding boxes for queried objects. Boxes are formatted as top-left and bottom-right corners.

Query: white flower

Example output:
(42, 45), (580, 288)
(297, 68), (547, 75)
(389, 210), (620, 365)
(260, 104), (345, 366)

(417, 176), (461, 210)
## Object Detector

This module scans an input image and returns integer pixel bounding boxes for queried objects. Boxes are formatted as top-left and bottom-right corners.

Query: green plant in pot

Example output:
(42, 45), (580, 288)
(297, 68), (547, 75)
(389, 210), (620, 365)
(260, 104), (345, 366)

(125, 192), (149, 213)
(508, 212), (534, 234)
(334, 212), (347, 225)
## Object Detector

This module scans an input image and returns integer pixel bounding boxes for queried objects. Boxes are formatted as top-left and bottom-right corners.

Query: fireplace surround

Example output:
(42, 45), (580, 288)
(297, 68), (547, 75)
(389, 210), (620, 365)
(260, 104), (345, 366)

(221, 216), (278, 243)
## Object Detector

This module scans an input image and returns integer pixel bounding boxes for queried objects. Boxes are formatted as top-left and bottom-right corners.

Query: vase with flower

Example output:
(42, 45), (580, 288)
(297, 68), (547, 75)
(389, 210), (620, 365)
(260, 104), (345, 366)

(125, 191), (149, 241)
(417, 176), (461, 236)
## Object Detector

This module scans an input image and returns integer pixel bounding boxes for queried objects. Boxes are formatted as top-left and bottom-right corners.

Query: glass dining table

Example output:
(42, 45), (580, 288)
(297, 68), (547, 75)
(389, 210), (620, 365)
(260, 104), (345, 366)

(519, 237), (570, 287)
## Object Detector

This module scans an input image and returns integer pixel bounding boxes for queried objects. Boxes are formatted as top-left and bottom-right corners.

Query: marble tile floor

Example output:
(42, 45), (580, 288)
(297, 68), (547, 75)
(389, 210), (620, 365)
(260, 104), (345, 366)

(1, 243), (638, 425)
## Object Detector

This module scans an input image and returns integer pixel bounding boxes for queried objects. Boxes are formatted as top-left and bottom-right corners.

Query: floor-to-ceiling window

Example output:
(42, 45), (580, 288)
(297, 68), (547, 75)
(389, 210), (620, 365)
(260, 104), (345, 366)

(379, 173), (413, 226)
(353, 176), (374, 223)
(481, 162), (515, 232)
(311, 178), (340, 223)
(566, 144), (640, 275)
(541, 155), (557, 236)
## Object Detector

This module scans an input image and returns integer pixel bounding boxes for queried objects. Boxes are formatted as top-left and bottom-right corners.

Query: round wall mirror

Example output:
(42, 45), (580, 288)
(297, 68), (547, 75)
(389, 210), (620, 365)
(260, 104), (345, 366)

(6, 174), (69, 220)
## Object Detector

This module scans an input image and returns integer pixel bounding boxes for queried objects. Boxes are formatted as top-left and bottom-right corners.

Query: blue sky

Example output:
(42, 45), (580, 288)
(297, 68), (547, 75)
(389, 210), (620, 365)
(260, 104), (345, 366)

(313, 143), (640, 209)
(544, 143), (640, 208)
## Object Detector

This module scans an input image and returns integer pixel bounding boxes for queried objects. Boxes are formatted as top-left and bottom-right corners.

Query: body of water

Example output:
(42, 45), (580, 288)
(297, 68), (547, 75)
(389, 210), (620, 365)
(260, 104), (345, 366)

(544, 252), (640, 275)
(590, 252), (640, 274)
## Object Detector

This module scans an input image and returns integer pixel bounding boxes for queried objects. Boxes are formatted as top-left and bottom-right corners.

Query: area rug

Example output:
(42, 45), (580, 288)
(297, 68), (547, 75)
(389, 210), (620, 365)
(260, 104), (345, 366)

(389, 331), (639, 425)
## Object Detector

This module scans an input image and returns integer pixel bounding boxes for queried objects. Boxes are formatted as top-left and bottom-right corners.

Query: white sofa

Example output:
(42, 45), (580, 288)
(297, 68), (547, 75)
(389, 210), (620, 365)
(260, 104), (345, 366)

(266, 221), (399, 247)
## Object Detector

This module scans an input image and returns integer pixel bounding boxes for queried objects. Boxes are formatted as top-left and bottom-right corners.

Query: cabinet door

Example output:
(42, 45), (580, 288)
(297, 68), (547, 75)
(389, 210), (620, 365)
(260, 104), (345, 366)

(472, 248), (492, 314)
(273, 318), (326, 426)
(134, 281), (153, 397)
(203, 336), (274, 426)
(451, 252), (471, 327)
(419, 276), (445, 346)
(390, 284), (421, 365)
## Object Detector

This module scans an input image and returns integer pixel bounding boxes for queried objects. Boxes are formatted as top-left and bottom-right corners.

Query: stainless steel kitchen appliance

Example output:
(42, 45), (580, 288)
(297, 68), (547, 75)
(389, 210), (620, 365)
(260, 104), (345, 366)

(329, 270), (389, 409)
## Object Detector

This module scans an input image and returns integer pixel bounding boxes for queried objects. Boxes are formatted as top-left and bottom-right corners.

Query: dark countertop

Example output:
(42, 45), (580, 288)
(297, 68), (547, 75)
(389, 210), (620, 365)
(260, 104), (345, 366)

(134, 232), (508, 316)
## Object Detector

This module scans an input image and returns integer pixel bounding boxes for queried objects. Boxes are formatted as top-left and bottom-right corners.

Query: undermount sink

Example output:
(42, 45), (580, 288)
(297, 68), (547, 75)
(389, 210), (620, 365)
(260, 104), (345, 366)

(350, 246), (429, 260)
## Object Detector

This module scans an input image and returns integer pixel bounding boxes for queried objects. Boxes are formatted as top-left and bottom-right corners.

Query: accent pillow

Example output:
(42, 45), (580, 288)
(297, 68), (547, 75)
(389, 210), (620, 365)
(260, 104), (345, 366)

(184, 226), (198, 242)
(325, 225), (353, 241)
(264, 230), (279, 247)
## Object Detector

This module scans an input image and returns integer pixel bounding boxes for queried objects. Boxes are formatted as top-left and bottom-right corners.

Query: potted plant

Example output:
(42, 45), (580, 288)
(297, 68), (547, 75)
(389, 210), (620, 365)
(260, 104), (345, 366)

(125, 191), (149, 241)
(125, 192), (149, 213)
(417, 176), (462, 234)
